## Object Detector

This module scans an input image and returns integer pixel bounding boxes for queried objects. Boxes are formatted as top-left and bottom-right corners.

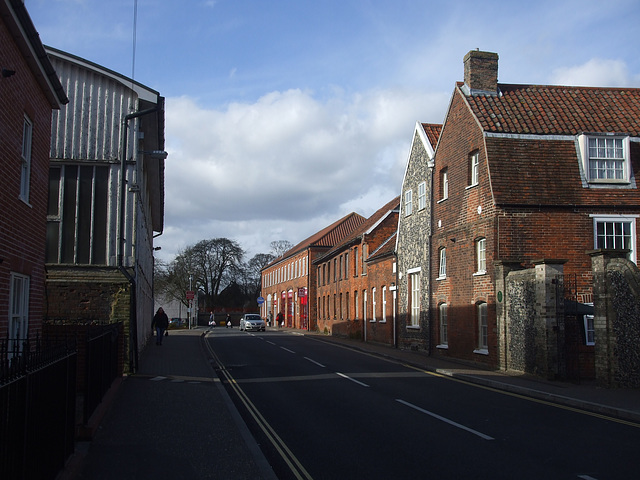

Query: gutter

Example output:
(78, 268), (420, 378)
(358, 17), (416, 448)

(117, 104), (162, 373)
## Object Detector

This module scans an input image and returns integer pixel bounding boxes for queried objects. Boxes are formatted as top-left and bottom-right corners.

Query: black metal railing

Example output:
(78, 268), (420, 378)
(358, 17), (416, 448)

(83, 323), (121, 424)
(0, 335), (77, 480)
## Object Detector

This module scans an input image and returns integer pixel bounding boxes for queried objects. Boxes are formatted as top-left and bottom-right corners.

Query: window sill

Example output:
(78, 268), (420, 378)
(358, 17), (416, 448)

(436, 275), (446, 281)
(473, 348), (489, 356)
(437, 198), (448, 204)
(436, 344), (448, 349)
(465, 183), (478, 190)
(473, 270), (486, 277)
(406, 325), (420, 330)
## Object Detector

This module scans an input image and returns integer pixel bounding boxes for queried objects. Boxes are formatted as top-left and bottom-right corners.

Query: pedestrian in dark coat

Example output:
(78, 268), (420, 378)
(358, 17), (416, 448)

(152, 307), (169, 345)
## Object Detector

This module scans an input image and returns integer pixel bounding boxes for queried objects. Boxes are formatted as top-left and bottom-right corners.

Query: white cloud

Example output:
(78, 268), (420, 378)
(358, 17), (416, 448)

(551, 58), (639, 87)
(158, 87), (449, 262)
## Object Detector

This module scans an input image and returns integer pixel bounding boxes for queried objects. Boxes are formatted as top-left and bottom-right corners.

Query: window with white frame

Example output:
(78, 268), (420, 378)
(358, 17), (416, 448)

(346, 291), (350, 319)
(583, 315), (595, 346)
(592, 215), (637, 263)
(363, 289), (368, 321)
(586, 136), (628, 182)
(476, 238), (486, 274)
(439, 303), (448, 346)
(382, 286), (387, 322)
(372, 287), (377, 321)
(362, 244), (368, 275)
(441, 168), (448, 200)
(418, 181), (426, 210)
(9, 273), (30, 357)
(20, 115), (33, 203)
(354, 290), (359, 319)
(345, 253), (348, 278)
(469, 151), (479, 186)
(477, 302), (488, 352)
(405, 189), (413, 216)
(409, 269), (420, 327)
(438, 247), (446, 279)
(353, 247), (358, 276)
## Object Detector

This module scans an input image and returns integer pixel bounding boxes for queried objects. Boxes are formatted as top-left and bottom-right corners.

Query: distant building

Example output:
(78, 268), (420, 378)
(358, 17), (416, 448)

(314, 196), (400, 344)
(261, 213), (366, 330)
(44, 47), (166, 372)
(0, 0), (68, 347)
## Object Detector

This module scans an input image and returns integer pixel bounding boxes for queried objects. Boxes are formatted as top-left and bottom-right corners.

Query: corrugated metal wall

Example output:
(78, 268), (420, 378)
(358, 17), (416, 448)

(49, 56), (136, 162)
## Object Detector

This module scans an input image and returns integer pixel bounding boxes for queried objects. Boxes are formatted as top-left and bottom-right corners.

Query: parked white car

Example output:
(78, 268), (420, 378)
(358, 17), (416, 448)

(239, 314), (266, 332)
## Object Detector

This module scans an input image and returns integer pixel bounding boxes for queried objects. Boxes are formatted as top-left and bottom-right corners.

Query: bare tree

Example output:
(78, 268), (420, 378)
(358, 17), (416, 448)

(190, 238), (245, 309)
(245, 252), (275, 298)
(270, 240), (293, 257)
(154, 249), (197, 310)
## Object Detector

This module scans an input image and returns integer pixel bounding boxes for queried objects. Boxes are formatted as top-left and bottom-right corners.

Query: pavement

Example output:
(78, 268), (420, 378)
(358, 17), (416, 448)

(58, 326), (640, 480)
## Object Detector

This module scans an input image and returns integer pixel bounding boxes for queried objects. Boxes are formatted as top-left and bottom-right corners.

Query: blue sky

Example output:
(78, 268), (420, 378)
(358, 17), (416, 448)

(27, 0), (640, 262)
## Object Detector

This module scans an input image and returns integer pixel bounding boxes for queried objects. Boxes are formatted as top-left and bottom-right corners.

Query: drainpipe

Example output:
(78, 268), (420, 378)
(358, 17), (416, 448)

(118, 105), (161, 373)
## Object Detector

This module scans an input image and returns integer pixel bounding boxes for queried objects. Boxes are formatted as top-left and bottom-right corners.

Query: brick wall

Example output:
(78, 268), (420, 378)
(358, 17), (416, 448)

(362, 255), (395, 345)
(262, 249), (312, 329)
(0, 20), (54, 338)
(431, 89), (497, 365)
(315, 213), (397, 342)
(45, 267), (131, 324)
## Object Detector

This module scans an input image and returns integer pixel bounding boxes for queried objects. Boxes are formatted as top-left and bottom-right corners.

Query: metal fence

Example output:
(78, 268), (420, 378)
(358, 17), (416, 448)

(0, 335), (77, 480)
(83, 323), (121, 424)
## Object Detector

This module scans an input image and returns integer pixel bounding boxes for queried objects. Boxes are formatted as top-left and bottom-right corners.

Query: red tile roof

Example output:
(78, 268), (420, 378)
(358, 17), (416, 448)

(367, 232), (396, 262)
(274, 212), (367, 264)
(421, 123), (442, 147)
(315, 196), (400, 262)
(462, 83), (640, 136)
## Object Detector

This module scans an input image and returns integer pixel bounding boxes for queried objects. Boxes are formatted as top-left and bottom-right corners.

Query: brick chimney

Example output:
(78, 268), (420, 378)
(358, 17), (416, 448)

(463, 50), (499, 95)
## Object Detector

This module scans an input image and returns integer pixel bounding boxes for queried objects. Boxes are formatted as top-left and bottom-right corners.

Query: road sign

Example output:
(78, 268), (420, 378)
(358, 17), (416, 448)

(186, 290), (195, 300)
(257, 296), (265, 305)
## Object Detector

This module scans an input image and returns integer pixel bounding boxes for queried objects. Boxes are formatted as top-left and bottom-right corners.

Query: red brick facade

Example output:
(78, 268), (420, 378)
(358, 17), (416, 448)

(261, 213), (367, 330)
(426, 50), (640, 371)
(315, 197), (399, 344)
(0, 4), (66, 340)
(431, 89), (498, 365)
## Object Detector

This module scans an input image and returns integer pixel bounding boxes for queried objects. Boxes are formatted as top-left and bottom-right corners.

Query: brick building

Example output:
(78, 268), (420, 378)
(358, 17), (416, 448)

(43, 47), (166, 372)
(261, 213), (365, 330)
(314, 197), (400, 344)
(0, 0), (67, 346)
(417, 50), (640, 373)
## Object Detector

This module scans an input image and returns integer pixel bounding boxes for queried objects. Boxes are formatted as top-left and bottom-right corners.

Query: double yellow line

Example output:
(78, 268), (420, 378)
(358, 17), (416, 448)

(205, 337), (314, 480)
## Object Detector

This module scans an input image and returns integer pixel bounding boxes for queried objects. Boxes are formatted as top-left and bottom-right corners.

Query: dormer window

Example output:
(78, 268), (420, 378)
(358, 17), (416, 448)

(580, 134), (630, 183)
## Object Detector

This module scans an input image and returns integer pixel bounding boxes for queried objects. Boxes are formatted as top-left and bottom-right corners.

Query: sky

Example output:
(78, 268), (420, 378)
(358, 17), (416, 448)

(26, 0), (640, 264)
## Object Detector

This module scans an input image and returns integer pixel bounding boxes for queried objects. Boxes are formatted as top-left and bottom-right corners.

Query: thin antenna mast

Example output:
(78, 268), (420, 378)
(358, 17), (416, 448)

(131, 0), (138, 88)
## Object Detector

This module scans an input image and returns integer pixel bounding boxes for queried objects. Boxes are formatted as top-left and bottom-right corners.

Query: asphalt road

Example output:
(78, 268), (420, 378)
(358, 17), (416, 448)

(206, 329), (640, 480)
